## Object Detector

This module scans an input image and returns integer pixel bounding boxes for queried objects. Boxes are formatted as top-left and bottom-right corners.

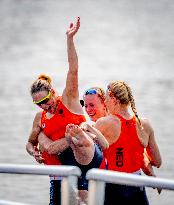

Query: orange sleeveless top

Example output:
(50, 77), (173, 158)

(41, 96), (86, 165)
(100, 114), (144, 173)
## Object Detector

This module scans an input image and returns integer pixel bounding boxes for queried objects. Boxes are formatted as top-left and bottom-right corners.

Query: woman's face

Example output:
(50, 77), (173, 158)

(32, 90), (57, 114)
(84, 94), (106, 122)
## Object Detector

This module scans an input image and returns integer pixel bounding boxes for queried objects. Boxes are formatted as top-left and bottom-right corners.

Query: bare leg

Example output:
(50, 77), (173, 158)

(65, 124), (95, 165)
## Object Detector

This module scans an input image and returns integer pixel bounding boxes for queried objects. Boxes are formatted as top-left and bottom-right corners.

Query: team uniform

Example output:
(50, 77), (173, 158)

(41, 96), (103, 204)
(100, 114), (149, 205)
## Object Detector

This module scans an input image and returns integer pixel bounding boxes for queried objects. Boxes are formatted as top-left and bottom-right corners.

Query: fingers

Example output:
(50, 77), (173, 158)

(66, 124), (81, 136)
(69, 17), (80, 29)
(34, 153), (44, 163)
(76, 16), (80, 28)
(66, 17), (80, 36)
(72, 136), (80, 145)
(80, 122), (88, 131)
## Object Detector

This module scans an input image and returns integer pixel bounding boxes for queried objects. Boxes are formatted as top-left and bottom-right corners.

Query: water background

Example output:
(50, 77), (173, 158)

(0, 0), (174, 204)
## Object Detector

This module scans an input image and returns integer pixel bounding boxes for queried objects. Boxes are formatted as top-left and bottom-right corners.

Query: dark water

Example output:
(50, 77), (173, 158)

(0, 0), (174, 204)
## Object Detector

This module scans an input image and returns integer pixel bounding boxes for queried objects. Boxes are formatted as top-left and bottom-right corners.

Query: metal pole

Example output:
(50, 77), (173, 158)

(0, 164), (81, 177)
(61, 176), (78, 205)
(88, 180), (105, 205)
(0, 200), (30, 205)
(86, 168), (174, 205)
(87, 168), (174, 190)
(0, 164), (81, 205)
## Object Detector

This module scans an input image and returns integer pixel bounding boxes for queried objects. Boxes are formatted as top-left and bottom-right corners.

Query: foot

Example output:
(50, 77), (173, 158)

(65, 124), (91, 147)
(65, 124), (95, 165)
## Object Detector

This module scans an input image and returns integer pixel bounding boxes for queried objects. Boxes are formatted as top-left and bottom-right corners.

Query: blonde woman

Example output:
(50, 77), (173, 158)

(92, 81), (162, 205)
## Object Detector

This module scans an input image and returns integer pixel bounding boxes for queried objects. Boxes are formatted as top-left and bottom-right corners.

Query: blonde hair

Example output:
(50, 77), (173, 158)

(83, 87), (106, 103)
(30, 74), (52, 95)
(108, 81), (142, 127)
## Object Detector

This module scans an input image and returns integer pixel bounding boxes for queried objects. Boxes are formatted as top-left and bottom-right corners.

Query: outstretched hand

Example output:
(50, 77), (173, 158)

(66, 17), (80, 38)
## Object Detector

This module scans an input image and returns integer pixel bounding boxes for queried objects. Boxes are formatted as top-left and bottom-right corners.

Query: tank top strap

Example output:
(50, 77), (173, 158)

(41, 111), (47, 129)
(114, 114), (136, 123)
(55, 96), (63, 114)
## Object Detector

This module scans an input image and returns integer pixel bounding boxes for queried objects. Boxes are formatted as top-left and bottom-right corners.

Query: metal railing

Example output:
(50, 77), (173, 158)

(1, 165), (174, 205)
(0, 164), (81, 205)
(0, 200), (30, 205)
(86, 168), (174, 205)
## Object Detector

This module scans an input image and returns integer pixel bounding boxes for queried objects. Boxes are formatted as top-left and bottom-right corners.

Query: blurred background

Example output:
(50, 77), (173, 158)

(0, 0), (174, 204)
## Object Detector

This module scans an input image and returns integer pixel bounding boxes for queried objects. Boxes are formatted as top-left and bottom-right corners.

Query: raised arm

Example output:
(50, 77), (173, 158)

(62, 17), (82, 112)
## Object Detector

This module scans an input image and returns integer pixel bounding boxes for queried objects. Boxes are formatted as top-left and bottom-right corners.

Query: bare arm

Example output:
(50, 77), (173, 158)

(26, 112), (41, 155)
(81, 122), (109, 150)
(146, 131), (162, 168)
(94, 116), (121, 146)
(62, 17), (82, 113)
(26, 112), (44, 163)
(145, 121), (162, 168)
(38, 132), (69, 155)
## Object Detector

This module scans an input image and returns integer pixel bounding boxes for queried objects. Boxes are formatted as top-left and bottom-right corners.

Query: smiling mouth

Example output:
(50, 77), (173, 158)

(88, 113), (95, 117)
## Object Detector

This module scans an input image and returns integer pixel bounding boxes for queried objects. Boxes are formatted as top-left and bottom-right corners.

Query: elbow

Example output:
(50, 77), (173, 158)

(152, 158), (162, 168)
(156, 155), (162, 168)
(26, 144), (29, 153)
(156, 160), (162, 168)
(26, 142), (32, 154)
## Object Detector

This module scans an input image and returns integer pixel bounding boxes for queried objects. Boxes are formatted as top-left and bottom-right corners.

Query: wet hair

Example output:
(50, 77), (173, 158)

(30, 74), (52, 95)
(107, 81), (142, 127)
(83, 86), (106, 103)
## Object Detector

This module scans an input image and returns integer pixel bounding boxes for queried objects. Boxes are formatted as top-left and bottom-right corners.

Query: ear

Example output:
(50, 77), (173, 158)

(112, 97), (119, 105)
(115, 98), (120, 105)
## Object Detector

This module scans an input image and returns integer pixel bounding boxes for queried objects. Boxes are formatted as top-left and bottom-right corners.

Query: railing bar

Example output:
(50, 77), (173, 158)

(0, 200), (31, 205)
(0, 164), (81, 205)
(86, 169), (174, 190)
(0, 164), (81, 177)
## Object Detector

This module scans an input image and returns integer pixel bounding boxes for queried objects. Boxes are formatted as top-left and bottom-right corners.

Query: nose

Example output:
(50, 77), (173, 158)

(85, 106), (93, 113)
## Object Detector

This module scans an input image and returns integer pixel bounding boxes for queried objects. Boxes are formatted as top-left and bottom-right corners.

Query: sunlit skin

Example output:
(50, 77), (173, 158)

(32, 90), (58, 115)
(84, 89), (161, 193)
(84, 94), (107, 122)
(27, 17), (95, 204)
(95, 87), (162, 194)
(104, 90), (121, 115)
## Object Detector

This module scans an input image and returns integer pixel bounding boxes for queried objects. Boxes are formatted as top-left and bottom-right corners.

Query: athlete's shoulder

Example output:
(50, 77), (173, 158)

(140, 117), (152, 127)
(95, 115), (120, 129)
(140, 117), (154, 135)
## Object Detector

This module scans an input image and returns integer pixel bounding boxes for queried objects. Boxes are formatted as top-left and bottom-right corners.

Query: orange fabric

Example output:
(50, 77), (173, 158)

(100, 114), (144, 173)
(41, 96), (86, 165)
